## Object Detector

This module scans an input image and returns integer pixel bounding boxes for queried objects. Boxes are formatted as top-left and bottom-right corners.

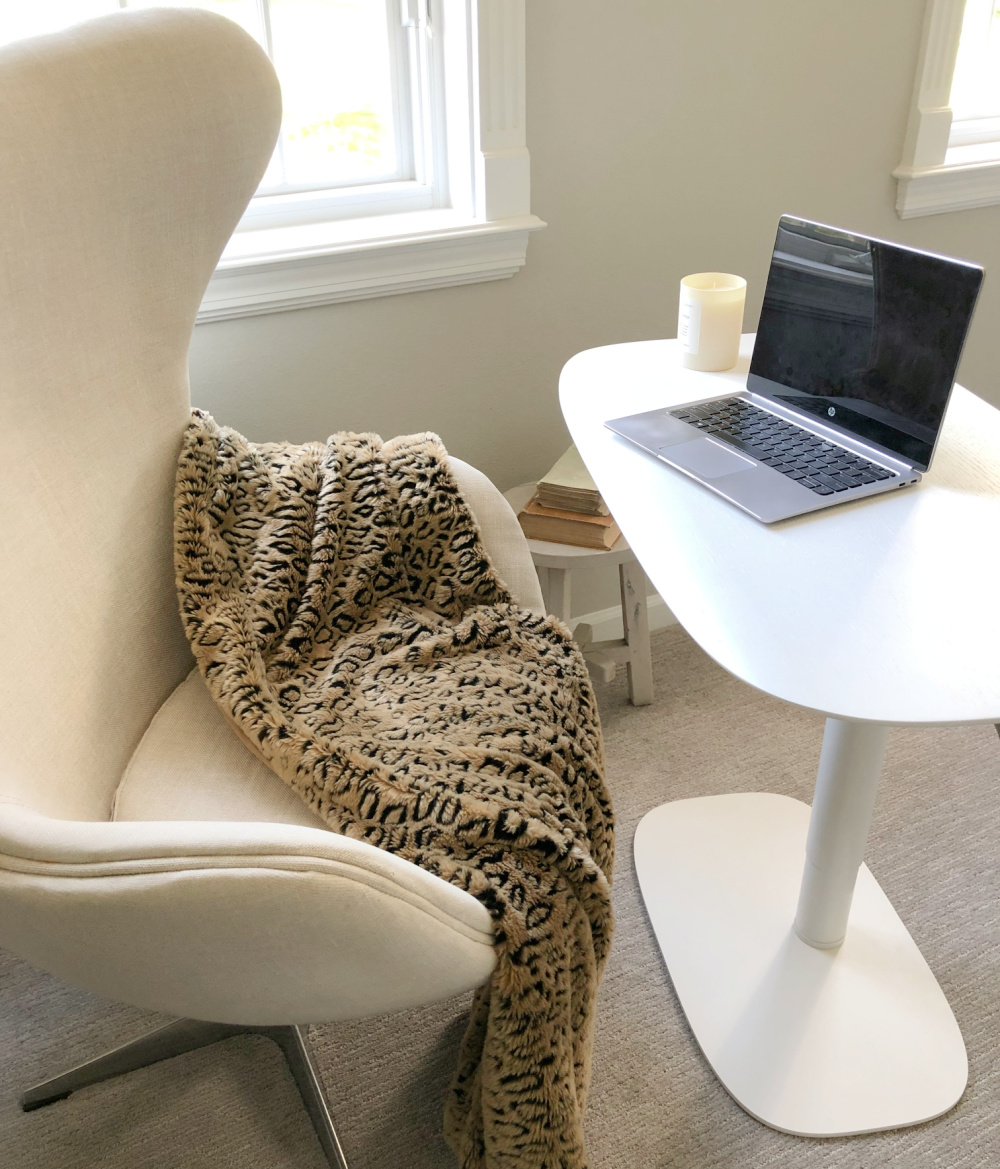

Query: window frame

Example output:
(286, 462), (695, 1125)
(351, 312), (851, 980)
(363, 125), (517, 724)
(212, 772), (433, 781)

(198, 0), (544, 322)
(241, 0), (434, 227)
(895, 0), (1000, 218)
(246, 0), (423, 200)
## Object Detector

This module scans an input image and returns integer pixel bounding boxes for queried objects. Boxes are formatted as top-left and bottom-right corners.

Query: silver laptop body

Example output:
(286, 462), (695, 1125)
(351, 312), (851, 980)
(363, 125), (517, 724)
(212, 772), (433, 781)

(606, 216), (983, 524)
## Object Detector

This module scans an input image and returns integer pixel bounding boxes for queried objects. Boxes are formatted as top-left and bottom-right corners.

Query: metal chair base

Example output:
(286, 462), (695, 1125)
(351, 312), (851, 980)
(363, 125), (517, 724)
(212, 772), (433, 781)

(21, 1018), (349, 1169)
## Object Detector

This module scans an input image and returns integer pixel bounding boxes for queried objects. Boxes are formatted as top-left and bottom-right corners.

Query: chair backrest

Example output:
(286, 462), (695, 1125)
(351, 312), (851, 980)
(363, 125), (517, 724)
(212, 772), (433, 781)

(0, 11), (281, 820)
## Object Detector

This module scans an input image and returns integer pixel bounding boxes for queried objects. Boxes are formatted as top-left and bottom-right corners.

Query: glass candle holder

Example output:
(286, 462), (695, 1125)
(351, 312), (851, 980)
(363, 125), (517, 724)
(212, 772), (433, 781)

(678, 273), (747, 372)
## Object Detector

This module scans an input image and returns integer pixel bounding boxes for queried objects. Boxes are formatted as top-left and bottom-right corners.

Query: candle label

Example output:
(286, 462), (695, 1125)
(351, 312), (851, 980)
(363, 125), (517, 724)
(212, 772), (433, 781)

(679, 298), (701, 353)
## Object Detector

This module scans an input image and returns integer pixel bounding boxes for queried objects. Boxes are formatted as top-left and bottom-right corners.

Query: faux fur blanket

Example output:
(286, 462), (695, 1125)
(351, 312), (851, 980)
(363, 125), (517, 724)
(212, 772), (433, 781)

(174, 410), (614, 1169)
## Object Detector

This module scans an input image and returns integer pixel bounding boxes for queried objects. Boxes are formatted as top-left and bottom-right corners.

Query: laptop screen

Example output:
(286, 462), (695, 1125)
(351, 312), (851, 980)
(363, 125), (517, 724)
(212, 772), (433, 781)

(747, 216), (983, 471)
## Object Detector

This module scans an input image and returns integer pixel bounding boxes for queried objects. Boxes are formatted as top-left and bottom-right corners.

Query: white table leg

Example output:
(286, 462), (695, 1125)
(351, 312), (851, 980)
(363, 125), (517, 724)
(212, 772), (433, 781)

(795, 718), (889, 949)
(536, 566), (571, 623)
(619, 559), (653, 706)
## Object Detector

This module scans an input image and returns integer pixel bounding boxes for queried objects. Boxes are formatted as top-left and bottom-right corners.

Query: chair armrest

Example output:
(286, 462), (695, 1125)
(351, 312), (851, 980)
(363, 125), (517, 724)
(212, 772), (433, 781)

(0, 804), (495, 1024)
(0, 802), (490, 936)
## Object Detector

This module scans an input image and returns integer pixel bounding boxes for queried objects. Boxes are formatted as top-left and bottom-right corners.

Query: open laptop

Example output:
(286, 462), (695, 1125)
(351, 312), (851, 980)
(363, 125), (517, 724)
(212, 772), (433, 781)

(605, 215), (984, 523)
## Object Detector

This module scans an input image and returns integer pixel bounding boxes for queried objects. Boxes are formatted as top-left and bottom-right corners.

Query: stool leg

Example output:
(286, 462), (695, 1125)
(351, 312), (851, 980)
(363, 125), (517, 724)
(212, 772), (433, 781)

(538, 566), (571, 623)
(620, 560), (653, 706)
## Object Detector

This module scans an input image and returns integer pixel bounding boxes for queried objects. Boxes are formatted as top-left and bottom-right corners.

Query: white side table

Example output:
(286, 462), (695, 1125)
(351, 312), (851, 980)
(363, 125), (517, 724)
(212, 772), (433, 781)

(504, 483), (653, 706)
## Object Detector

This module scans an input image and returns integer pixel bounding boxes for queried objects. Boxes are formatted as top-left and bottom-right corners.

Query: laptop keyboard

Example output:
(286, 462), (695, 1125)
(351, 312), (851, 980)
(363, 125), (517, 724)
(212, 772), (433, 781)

(669, 397), (896, 496)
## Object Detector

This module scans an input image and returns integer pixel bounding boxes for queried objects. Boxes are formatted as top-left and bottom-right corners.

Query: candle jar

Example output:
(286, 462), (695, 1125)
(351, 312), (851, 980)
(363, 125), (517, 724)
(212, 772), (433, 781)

(678, 273), (747, 372)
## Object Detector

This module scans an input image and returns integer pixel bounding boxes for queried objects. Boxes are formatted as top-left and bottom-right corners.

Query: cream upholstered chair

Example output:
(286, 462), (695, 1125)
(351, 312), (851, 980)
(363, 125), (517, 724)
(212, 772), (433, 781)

(0, 10), (544, 1167)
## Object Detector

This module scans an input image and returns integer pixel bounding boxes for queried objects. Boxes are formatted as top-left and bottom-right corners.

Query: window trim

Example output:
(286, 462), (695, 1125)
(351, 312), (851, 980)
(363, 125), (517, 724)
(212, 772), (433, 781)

(197, 0), (544, 322)
(894, 0), (1000, 218)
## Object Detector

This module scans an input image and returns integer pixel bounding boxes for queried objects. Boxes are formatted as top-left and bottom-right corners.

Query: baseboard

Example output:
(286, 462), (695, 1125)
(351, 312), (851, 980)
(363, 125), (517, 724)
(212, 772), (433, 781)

(569, 594), (677, 642)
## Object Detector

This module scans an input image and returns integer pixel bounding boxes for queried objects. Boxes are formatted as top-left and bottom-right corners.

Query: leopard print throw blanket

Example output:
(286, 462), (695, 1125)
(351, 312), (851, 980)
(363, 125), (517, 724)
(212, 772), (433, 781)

(174, 410), (614, 1169)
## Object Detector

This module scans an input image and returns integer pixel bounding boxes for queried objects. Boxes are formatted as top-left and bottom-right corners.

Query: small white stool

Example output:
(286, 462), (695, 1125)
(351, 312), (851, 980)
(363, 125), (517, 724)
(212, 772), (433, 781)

(504, 483), (654, 706)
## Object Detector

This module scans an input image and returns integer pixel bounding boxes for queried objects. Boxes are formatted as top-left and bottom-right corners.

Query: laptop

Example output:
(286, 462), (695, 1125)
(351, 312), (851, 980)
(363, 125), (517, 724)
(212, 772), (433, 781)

(605, 215), (984, 523)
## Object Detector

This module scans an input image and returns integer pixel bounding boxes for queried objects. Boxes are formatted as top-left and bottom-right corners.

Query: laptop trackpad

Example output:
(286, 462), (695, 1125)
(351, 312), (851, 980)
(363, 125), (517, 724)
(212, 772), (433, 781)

(662, 438), (756, 479)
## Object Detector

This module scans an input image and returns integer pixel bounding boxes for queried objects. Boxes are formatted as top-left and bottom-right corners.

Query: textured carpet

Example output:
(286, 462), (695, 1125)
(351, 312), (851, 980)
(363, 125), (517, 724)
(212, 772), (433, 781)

(2, 625), (999, 1168)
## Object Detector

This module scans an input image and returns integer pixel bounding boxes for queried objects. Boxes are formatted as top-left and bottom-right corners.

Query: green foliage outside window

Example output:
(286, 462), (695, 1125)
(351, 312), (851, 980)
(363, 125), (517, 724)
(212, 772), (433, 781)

(290, 108), (384, 161)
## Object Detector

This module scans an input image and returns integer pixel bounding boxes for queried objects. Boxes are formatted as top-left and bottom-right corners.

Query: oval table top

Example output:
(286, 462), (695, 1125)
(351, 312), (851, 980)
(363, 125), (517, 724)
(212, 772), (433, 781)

(560, 334), (1000, 726)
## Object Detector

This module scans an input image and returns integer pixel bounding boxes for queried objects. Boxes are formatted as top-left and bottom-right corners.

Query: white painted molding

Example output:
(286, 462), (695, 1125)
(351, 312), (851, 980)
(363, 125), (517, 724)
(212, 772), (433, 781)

(895, 0), (1000, 217)
(199, 213), (543, 322)
(894, 155), (1000, 217)
(570, 594), (677, 644)
(198, 0), (539, 322)
(477, 0), (525, 150)
(899, 0), (965, 172)
(475, 0), (530, 220)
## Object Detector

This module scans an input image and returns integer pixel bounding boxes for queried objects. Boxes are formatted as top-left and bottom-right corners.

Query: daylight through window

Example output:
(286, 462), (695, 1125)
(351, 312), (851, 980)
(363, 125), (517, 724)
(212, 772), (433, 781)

(0, 1), (433, 209)
(949, 0), (1000, 152)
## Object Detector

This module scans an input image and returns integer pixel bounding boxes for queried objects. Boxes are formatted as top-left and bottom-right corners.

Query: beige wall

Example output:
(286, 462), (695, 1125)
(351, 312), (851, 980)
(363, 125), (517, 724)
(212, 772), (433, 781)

(189, 0), (1000, 618)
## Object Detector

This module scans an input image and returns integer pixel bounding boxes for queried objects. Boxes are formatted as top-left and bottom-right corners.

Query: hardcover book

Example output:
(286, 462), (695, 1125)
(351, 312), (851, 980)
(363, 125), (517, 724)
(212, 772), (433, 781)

(517, 496), (621, 550)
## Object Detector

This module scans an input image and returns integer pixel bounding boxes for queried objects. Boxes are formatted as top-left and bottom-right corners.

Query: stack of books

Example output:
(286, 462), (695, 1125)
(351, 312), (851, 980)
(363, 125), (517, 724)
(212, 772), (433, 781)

(517, 445), (621, 550)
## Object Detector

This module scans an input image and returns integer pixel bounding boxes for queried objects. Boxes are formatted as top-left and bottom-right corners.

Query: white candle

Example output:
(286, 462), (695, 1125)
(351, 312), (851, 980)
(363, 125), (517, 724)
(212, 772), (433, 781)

(678, 273), (747, 372)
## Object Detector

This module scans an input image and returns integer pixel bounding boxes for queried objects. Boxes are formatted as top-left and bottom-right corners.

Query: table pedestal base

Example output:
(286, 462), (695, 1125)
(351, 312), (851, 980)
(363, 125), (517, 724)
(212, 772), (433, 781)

(634, 792), (967, 1137)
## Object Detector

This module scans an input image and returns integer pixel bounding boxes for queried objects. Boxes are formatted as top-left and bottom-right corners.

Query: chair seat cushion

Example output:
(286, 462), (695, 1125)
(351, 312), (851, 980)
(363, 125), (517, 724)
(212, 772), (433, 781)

(113, 668), (329, 828)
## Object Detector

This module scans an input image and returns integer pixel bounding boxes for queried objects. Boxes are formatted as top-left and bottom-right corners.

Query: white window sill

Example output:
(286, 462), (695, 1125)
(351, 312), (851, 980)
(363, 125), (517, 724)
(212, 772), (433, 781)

(197, 209), (546, 323)
(894, 152), (1000, 218)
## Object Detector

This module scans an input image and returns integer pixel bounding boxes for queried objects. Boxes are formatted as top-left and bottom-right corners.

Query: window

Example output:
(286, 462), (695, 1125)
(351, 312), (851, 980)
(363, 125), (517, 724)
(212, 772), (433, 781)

(895, 0), (1000, 216)
(947, 0), (1000, 152)
(0, 1), (542, 318)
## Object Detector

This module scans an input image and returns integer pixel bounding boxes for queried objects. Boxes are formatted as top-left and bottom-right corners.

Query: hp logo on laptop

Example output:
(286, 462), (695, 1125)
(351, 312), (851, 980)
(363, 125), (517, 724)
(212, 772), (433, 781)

(828, 407), (836, 417)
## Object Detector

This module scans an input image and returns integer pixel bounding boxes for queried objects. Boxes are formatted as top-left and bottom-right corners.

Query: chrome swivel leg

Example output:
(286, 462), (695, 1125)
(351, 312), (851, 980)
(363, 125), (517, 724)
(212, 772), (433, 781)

(258, 1026), (349, 1169)
(21, 1019), (349, 1169)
